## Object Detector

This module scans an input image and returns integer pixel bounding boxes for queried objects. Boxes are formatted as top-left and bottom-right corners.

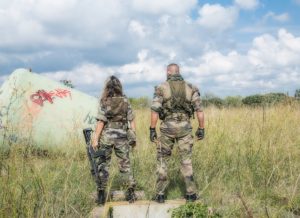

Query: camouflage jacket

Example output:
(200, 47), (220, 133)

(97, 96), (134, 139)
(151, 76), (203, 117)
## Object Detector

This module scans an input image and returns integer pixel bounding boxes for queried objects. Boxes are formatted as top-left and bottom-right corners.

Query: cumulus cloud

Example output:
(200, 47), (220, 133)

(196, 29), (300, 94)
(128, 20), (147, 38)
(37, 29), (300, 97)
(197, 4), (239, 32)
(248, 29), (300, 67)
(0, 0), (128, 48)
(131, 0), (197, 15)
(0, 0), (208, 75)
(0, 0), (299, 97)
(41, 50), (166, 96)
(263, 12), (290, 23)
(234, 0), (259, 10)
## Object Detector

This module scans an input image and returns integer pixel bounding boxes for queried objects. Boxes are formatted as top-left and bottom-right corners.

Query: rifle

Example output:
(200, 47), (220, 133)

(83, 128), (106, 189)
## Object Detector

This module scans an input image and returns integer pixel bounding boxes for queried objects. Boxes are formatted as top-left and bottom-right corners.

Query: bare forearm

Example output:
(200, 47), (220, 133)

(150, 111), (159, 128)
(196, 111), (204, 128)
(130, 120), (136, 131)
(92, 121), (104, 145)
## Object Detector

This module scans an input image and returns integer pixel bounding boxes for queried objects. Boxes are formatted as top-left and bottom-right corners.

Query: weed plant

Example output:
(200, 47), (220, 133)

(0, 104), (300, 217)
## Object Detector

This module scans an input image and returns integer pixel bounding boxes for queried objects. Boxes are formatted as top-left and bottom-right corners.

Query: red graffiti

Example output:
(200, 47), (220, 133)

(30, 89), (72, 107)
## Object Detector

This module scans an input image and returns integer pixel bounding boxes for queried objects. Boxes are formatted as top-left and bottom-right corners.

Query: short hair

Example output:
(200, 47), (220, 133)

(167, 63), (180, 74)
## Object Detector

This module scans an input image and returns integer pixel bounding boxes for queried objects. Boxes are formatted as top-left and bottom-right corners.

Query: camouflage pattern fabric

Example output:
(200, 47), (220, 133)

(151, 79), (203, 115)
(156, 120), (197, 195)
(94, 96), (136, 190)
(97, 96), (135, 122)
(94, 134), (136, 190)
(97, 96), (134, 138)
(151, 74), (203, 195)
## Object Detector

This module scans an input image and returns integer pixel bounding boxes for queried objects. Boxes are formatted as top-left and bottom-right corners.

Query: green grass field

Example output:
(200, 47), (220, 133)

(1, 104), (300, 217)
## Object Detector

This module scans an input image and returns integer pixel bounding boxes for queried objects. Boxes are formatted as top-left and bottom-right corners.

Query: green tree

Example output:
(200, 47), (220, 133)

(264, 93), (287, 105)
(202, 93), (225, 108)
(242, 94), (264, 106)
(224, 96), (243, 107)
(242, 93), (287, 106)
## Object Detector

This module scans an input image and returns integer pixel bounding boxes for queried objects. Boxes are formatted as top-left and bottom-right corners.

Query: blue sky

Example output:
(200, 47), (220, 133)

(0, 0), (299, 97)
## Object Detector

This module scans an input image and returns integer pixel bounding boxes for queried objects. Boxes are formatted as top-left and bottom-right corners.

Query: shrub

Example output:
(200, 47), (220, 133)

(264, 93), (287, 105)
(242, 93), (287, 106)
(242, 94), (264, 106)
(224, 96), (243, 107)
(170, 202), (221, 218)
(202, 97), (225, 108)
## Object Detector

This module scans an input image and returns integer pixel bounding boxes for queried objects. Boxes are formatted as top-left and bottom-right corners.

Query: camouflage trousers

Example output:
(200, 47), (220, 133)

(93, 133), (136, 191)
(156, 119), (197, 195)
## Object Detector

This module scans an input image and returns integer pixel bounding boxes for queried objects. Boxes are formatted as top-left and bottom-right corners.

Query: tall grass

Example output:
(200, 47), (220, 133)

(0, 104), (300, 217)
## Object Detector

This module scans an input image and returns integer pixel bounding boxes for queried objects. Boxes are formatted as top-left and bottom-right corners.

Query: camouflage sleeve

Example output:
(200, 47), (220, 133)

(96, 101), (108, 122)
(191, 85), (203, 112)
(151, 85), (163, 113)
(127, 101), (135, 121)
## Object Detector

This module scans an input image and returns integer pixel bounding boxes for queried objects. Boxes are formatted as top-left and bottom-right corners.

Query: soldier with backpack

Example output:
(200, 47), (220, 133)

(91, 76), (137, 205)
(150, 63), (205, 203)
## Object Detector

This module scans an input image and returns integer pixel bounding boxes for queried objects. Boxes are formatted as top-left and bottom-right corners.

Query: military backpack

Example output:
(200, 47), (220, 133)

(161, 80), (194, 120)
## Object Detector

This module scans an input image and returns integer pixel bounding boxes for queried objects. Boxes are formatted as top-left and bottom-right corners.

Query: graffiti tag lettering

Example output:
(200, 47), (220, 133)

(84, 112), (97, 125)
(30, 89), (72, 107)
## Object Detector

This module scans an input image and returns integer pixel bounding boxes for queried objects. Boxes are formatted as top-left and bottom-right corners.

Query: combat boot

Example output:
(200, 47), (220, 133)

(185, 193), (198, 202)
(125, 188), (136, 203)
(153, 194), (165, 203)
(96, 189), (106, 205)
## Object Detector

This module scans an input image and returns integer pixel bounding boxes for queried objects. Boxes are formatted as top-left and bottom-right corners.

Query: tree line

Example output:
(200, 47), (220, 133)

(129, 89), (300, 108)
(59, 80), (300, 108)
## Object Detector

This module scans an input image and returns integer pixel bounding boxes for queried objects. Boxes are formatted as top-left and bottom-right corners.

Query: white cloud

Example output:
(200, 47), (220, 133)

(263, 12), (290, 23)
(128, 20), (147, 38)
(137, 49), (148, 61)
(42, 63), (113, 86)
(248, 29), (300, 67)
(0, 0), (299, 97)
(234, 0), (259, 10)
(197, 4), (239, 32)
(0, 0), (128, 48)
(131, 0), (197, 15)
(182, 29), (300, 95)
(41, 50), (166, 95)
(37, 29), (300, 97)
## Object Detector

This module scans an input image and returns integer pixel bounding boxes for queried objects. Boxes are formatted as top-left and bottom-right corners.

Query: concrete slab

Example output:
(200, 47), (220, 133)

(90, 206), (105, 218)
(90, 200), (186, 218)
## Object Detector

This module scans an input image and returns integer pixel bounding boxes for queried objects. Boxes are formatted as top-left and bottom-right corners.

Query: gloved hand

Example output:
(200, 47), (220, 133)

(149, 127), (157, 142)
(195, 128), (205, 140)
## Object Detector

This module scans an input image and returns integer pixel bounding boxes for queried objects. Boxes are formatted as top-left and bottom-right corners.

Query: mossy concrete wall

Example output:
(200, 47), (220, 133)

(0, 69), (98, 148)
